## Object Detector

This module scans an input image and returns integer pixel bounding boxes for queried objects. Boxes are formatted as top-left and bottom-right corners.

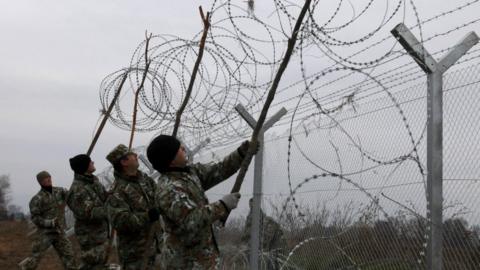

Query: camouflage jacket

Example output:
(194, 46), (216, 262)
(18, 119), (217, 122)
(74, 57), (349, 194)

(107, 170), (158, 262)
(155, 149), (243, 269)
(242, 210), (287, 252)
(29, 186), (68, 234)
(67, 173), (109, 244)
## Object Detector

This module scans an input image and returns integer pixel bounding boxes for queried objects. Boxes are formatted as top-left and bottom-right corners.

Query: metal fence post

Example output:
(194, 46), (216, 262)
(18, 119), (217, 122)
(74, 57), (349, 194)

(391, 23), (478, 270)
(235, 103), (287, 270)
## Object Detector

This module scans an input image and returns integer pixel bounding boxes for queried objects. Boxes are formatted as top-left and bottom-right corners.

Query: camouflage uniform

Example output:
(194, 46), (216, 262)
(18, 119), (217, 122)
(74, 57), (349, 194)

(107, 169), (159, 270)
(155, 149), (244, 270)
(23, 187), (77, 270)
(67, 173), (109, 270)
(242, 210), (288, 270)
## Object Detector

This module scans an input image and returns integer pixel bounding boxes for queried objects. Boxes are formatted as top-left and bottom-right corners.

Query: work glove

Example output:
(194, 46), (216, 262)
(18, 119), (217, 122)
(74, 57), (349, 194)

(220, 193), (241, 211)
(237, 140), (260, 157)
(148, 208), (160, 222)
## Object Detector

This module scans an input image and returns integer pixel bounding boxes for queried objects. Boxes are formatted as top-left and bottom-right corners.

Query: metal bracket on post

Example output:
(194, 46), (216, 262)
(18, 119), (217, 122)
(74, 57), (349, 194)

(391, 23), (478, 270)
(235, 103), (287, 270)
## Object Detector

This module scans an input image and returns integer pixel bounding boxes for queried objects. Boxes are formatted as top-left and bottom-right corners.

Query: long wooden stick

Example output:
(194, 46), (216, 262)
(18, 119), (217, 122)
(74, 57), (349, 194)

(103, 32), (152, 267)
(139, 8), (211, 270)
(102, 230), (116, 265)
(129, 32), (153, 150)
(172, 6), (210, 137)
(87, 71), (129, 156)
(88, 71), (129, 265)
(225, 0), (312, 221)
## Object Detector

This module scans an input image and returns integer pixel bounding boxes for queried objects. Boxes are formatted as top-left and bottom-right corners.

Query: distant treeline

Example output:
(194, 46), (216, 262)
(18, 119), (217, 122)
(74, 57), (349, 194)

(217, 199), (480, 270)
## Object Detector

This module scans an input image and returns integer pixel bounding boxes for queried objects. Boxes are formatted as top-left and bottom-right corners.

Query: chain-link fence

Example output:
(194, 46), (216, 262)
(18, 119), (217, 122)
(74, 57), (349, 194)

(212, 60), (480, 269)
(57, 1), (480, 269)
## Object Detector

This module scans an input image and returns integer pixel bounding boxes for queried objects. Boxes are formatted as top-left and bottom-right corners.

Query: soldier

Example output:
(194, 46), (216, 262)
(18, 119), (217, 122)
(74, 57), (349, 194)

(241, 198), (288, 270)
(105, 144), (160, 270)
(67, 154), (109, 270)
(21, 171), (78, 270)
(146, 135), (256, 269)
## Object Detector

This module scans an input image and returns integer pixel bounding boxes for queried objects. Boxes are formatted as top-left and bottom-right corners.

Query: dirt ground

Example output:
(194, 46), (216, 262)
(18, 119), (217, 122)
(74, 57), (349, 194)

(0, 220), (118, 270)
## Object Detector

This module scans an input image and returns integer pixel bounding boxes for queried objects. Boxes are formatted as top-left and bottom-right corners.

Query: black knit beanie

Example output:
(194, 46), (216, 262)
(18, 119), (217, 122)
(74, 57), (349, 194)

(147, 135), (181, 172)
(69, 154), (91, 174)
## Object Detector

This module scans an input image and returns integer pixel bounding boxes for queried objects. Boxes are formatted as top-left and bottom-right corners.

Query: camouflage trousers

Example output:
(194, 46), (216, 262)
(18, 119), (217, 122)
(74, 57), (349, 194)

(159, 247), (220, 270)
(78, 240), (109, 270)
(117, 233), (160, 270)
(22, 232), (77, 270)
(120, 255), (156, 270)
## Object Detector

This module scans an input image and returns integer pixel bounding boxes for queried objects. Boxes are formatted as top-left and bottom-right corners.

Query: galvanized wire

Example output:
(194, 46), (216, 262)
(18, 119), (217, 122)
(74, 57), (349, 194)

(95, 0), (480, 269)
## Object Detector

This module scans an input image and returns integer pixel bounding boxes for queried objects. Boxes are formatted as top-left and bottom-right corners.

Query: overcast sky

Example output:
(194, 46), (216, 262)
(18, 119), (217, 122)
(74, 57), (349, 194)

(0, 0), (217, 211)
(1, 0), (479, 216)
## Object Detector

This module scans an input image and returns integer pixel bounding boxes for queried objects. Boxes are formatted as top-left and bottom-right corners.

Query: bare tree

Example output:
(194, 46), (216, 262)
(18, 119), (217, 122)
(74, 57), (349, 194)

(7, 204), (23, 220)
(0, 174), (11, 220)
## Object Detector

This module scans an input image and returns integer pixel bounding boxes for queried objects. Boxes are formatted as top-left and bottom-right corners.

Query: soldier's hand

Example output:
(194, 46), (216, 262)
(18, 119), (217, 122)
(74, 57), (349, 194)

(148, 208), (160, 222)
(220, 193), (241, 211)
(238, 140), (260, 157)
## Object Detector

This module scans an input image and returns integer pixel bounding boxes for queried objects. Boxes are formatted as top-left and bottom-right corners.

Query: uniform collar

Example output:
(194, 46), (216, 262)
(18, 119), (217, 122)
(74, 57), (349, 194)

(74, 173), (95, 183)
(114, 170), (143, 182)
(162, 166), (191, 174)
(41, 186), (53, 193)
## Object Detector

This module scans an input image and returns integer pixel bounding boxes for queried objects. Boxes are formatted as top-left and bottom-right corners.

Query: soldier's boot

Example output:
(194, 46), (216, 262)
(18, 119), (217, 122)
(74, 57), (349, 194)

(18, 257), (38, 270)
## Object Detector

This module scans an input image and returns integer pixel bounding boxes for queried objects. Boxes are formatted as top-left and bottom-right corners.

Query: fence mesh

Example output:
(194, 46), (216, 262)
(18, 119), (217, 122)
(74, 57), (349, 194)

(85, 0), (480, 269)
(212, 62), (480, 270)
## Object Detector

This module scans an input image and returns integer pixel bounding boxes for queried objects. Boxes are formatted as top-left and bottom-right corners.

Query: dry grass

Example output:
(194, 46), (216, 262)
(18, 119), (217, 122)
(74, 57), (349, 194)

(0, 220), (120, 270)
(0, 220), (73, 269)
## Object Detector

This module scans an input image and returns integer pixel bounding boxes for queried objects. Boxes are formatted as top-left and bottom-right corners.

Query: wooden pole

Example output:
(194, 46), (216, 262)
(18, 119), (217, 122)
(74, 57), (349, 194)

(140, 7), (211, 270)
(172, 6), (210, 137)
(224, 0), (312, 224)
(231, 0), (311, 193)
(87, 71), (129, 156)
(129, 32), (153, 150)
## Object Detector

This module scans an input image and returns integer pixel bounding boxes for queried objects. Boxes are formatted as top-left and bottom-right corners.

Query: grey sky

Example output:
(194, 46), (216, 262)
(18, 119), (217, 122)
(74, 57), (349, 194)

(1, 0), (480, 219)
(0, 0), (213, 211)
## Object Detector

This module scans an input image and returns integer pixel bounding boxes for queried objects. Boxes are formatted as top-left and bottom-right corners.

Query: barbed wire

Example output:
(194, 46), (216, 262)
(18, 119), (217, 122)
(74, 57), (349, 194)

(95, 0), (480, 268)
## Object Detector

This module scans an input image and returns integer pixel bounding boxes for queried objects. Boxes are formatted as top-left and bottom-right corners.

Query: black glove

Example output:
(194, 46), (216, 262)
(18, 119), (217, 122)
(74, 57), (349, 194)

(237, 140), (260, 157)
(148, 208), (160, 222)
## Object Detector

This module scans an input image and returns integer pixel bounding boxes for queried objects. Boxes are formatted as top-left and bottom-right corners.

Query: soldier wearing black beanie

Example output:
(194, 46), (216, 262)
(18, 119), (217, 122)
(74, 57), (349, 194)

(146, 134), (258, 269)
(146, 135), (181, 173)
(69, 154), (91, 175)
(67, 153), (109, 270)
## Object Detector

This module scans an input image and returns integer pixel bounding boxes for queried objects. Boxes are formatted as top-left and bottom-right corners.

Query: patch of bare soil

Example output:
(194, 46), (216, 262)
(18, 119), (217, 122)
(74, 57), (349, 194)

(0, 221), (119, 270)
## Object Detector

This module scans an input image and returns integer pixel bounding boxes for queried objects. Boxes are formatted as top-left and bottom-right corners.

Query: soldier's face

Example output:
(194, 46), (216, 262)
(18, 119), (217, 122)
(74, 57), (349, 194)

(86, 161), (96, 174)
(40, 176), (52, 187)
(121, 153), (139, 170)
(170, 145), (188, 168)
